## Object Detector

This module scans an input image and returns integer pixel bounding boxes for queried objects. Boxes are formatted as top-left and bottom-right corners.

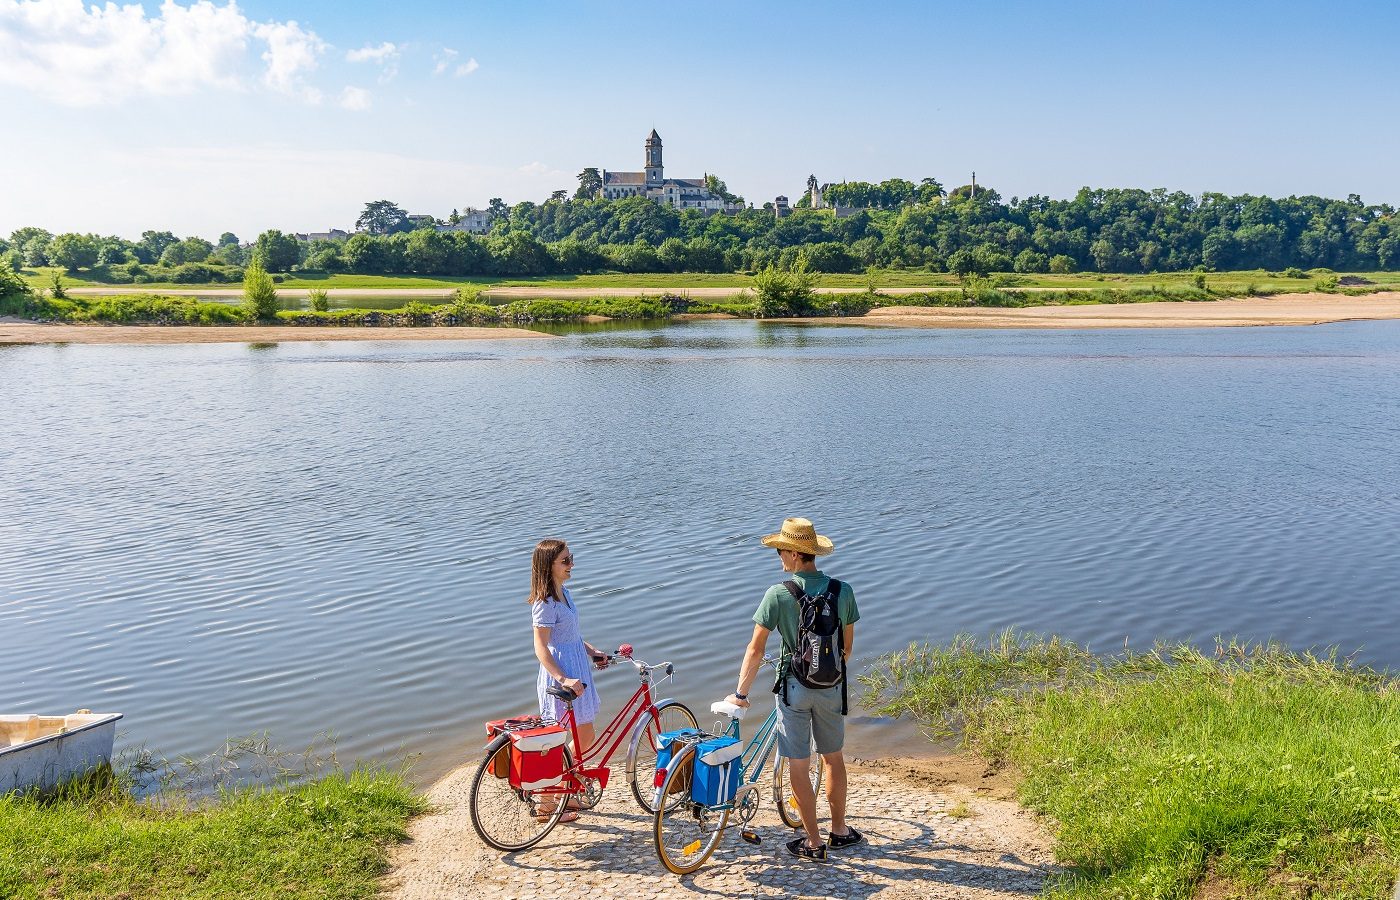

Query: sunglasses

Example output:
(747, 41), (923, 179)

(558, 555), (574, 566)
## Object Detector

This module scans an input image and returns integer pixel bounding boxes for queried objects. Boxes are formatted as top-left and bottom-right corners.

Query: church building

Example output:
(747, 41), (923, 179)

(599, 130), (728, 211)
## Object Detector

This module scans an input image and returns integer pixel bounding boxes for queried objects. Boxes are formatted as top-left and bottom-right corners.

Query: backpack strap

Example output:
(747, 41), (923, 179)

(777, 580), (806, 706)
(828, 580), (848, 715)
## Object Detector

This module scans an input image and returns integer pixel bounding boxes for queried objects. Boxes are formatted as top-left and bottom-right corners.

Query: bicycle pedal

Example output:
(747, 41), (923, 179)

(739, 829), (761, 845)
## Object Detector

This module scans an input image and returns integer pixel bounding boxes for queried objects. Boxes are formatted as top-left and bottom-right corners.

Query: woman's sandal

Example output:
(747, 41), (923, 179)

(536, 809), (580, 823)
(785, 837), (828, 861)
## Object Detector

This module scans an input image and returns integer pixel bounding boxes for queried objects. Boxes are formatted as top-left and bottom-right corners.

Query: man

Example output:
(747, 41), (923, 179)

(725, 517), (862, 861)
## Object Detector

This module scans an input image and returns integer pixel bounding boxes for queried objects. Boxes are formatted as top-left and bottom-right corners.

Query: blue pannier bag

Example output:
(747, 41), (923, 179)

(690, 734), (743, 806)
(654, 729), (702, 797)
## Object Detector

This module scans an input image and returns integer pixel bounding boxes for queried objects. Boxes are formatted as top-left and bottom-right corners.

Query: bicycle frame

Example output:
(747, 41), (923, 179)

(537, 662), (676, 796)
(681, 704), (781, 813)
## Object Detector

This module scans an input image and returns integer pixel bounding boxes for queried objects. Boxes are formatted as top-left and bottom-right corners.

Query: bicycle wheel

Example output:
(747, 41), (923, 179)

(627, 700), (698, 813)
(773, 751), (824, 830)
(654, 743), (729, 875)
(468, 735), (571, 852)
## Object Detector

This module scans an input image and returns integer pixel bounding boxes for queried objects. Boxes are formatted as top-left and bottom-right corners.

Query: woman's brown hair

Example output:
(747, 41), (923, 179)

(527, 538), (568, 604)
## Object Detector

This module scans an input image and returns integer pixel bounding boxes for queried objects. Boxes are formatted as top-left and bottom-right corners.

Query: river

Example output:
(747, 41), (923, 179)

(3, 320), (1398, 785)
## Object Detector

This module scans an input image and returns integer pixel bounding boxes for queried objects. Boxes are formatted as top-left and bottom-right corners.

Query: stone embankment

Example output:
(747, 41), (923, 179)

(384, 756), (1055, 899)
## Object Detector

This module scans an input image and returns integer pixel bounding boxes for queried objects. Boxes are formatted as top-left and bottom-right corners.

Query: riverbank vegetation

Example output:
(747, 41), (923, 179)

(0, 743), (424, 900)
(862, 632), (1400, 899)
(7, 184), (1400, 287)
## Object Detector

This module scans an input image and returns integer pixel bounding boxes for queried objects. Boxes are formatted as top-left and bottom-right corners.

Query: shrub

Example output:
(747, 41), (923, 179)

(1048, 254), (1076, 274)
(753, 254), (818, 317)
(49, 272), (68, 299)
(1283, 266), (1306, 278)
(242, 260), (279, 321)
(307, 288), (330, 312)
(1315, 275), (1339, 291)
(1193, 273), (1207, 290)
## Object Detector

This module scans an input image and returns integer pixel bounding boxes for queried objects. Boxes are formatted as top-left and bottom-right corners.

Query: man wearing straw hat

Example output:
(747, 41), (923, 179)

(725, 517), (862, 861)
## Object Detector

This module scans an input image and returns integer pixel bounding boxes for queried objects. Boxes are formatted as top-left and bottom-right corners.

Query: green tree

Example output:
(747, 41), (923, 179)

(217, 232), (240, 247)
(253, 229), (300, 271)
(1049, 254), (1076, 274)
(48, 233), (100, 272)
(307, 288), (330, 312)
(575, 168), (602, 200)
(242, 259), (278, 320)
(355, 200), (410, 235)
(138, 230), (178, 264)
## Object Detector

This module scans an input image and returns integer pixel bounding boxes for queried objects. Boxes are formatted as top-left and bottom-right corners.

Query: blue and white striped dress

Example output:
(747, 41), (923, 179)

(532, 587), (600, 725)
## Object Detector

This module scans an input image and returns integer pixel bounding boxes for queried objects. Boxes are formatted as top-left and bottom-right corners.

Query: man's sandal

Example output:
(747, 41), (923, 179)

(829, 826), (865, 849)
(785, 837), (828, 861)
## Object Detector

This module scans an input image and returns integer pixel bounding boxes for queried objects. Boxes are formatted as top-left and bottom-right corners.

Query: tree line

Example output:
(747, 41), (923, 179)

(6, 182), (1399, 282)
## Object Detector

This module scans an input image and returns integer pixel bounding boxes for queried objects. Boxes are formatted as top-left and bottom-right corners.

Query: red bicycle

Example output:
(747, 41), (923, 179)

(468, 644), (697, 851)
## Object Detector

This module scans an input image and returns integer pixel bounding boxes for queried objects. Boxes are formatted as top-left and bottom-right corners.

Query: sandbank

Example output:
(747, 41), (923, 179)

(835, 291), (1400, 329)
(0, 320), (553, 345)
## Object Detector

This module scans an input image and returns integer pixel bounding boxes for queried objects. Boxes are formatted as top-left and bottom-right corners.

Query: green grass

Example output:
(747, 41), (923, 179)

(863, 632), (1400, 900)
(0, 768), (426, 899)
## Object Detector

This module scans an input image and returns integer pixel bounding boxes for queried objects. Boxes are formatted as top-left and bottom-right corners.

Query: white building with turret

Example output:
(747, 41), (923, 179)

(600, 130), (729, 211)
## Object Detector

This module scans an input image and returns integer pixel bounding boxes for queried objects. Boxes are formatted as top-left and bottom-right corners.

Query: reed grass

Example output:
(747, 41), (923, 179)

(863, 631), (1400, 899)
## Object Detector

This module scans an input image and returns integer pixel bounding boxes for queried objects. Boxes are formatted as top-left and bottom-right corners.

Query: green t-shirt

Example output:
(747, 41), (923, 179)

(753, 570), (860, 679)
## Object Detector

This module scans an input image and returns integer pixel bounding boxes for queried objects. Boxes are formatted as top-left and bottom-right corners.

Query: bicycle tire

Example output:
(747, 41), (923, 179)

(773, 751), (824, 830)
(653, 743), (729, 875)
(626, 700), (698, 814)
(468, 735), (570, 852)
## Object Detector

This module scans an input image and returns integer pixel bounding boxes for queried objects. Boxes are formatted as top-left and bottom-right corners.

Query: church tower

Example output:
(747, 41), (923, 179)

(645, 129), (663, 186)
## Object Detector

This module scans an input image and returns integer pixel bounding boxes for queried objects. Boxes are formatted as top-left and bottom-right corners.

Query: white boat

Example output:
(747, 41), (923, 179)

(0, 710), (123, 795)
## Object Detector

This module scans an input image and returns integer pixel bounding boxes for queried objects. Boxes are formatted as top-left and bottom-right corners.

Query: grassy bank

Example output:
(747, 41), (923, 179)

(862, 632), (1400, 899)
(0, 768), (425, 899)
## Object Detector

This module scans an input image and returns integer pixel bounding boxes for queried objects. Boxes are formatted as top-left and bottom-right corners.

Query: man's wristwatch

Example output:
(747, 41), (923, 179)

(734, 692), (747, 700)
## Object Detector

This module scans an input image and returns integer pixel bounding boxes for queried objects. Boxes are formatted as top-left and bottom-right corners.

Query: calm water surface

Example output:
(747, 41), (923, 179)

(3, 320), (1399, 785)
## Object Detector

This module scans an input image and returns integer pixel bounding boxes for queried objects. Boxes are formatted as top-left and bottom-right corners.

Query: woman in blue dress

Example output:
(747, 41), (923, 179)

(529, 539), (606, 762)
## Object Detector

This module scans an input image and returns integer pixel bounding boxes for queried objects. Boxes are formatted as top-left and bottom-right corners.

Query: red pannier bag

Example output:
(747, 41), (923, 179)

(485, 716), (543, 780)
(506, 724), (570, 791)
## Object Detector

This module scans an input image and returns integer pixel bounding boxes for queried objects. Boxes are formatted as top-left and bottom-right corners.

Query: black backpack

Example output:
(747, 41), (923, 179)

(775, 578), (847, 715)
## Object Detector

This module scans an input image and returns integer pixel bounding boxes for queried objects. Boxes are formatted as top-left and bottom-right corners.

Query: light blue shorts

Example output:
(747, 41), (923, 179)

(775, 677), (844, 759)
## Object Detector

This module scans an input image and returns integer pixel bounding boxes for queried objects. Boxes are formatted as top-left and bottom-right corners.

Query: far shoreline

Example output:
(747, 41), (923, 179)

(0, 320), (555, 345)
(5, 291), (1400, 344)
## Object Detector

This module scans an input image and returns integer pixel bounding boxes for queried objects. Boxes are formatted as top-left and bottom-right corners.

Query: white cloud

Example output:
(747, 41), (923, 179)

(251, 19), (325, 99)
(347, 41), (397, 64)
(0, 0), (328, 106)
(432, 47), (457, 76)
(455, 57), (479, 77)
(339, 86), (371, 111)
(347, 40), (398, 81)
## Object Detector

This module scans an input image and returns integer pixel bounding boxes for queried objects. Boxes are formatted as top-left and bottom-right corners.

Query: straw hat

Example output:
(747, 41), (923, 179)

(760, 517), (835, 556)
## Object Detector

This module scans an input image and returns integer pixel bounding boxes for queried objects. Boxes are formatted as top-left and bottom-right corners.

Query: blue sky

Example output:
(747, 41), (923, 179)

(3, 0), (1398, 240)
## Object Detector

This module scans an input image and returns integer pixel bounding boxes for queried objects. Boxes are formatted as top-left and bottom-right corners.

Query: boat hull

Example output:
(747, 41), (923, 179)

(0, 712), (123, 795)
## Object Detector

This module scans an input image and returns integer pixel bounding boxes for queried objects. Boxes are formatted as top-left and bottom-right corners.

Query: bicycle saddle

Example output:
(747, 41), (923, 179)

(547, 684), (578, 702)
(711, 700), (746, 720)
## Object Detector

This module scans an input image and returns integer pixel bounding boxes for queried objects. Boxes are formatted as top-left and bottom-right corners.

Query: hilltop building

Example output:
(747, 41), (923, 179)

(436, 207), (494, 235)
(600, 130), (734, 212)
(806, 174), (863, 218)
(295, 228), (350, 242)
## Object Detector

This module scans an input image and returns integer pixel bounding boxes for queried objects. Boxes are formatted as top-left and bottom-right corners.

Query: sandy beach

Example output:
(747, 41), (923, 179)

(0, 320), (552, 345)
(841, 291), (1400, 329)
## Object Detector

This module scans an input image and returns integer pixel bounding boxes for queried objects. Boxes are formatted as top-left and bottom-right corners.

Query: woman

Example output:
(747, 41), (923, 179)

(529, 539), (606, 764)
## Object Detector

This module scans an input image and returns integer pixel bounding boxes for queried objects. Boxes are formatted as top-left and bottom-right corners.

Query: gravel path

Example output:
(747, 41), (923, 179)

(383, 757), (1055, 899)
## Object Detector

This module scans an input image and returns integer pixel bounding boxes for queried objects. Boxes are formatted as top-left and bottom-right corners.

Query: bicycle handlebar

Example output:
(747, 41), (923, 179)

(593, 644), (675, 677)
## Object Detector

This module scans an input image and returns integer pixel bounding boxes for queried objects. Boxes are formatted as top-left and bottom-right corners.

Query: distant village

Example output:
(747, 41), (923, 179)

(294, 130), (862, 242)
